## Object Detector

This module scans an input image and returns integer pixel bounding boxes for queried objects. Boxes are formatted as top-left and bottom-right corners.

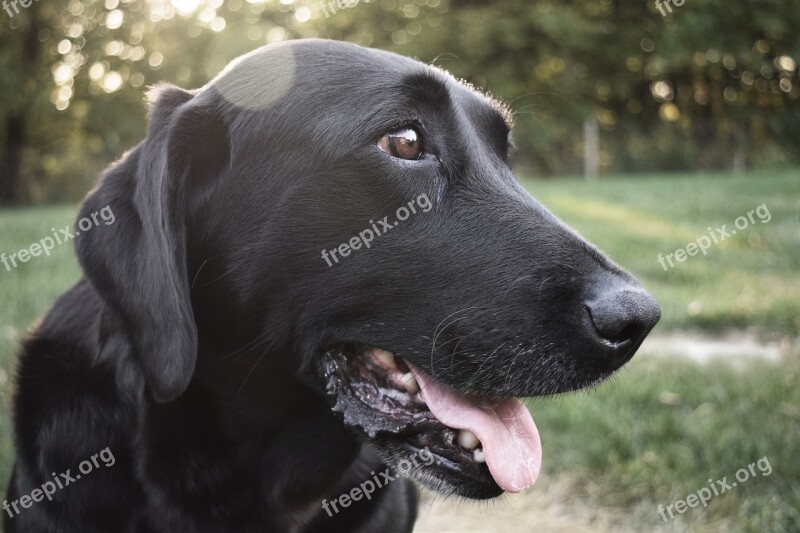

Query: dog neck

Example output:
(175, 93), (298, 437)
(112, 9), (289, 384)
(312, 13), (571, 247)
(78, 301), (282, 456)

(133, 338), (363, 526)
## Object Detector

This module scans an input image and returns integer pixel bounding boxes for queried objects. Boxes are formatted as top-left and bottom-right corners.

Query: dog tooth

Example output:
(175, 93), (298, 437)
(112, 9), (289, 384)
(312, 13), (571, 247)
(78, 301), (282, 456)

(373, 349), (397, 369)
(473, 448), (486, 463)
(457, 429), (480, 450)
(399, 372), (419, 393)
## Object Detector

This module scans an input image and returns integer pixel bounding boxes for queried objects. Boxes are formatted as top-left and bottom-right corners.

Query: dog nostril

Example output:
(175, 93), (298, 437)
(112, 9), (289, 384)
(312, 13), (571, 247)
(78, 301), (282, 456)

(592, 317), (645, 347)
(584, 288), (660, 359)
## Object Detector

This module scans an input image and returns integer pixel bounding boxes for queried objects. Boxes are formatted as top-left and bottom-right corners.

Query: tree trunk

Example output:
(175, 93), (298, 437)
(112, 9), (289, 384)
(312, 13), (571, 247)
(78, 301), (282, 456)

(0, 115), (26, 205)
(584, 117), (599, 180)
(0, 5), (41, 205)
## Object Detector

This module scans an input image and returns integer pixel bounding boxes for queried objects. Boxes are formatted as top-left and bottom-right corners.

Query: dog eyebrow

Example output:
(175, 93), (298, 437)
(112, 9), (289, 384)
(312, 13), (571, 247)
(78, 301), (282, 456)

(400, 71), (451, 109)
(396, 69), (513, 157)
(401, 71), (513, 133)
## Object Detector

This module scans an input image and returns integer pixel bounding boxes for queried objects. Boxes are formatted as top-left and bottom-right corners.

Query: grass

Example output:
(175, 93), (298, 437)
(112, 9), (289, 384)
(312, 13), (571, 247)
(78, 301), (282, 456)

(531, 358), (800, 532)
(0, 205), (83, 501)
(524, 168), (800, 337)
(0, 169), (798, 531)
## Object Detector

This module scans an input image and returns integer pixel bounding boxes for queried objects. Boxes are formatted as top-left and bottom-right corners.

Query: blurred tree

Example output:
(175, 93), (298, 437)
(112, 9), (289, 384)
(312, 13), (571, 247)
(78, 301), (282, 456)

(0, 0), (49, 204)
(0, 0), (297, 204)
(0, 0), (798, 205)
(358, 0), (800, 176)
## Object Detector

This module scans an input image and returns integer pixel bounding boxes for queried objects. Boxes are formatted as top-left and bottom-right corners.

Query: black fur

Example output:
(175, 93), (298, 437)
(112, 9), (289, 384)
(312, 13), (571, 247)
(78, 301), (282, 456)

(5, 39), (659, 532)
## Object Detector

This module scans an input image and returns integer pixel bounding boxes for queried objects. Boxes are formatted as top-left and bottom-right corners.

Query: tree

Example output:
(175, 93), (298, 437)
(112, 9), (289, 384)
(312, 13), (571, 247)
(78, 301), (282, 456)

(1, 0), (798, 205)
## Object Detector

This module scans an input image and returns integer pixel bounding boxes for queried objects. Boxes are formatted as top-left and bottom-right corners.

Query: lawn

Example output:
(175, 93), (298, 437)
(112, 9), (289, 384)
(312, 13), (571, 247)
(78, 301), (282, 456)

(524, 168), (800, 337)
(0, 170), (798, 531)
(528, 358), (799, 532)
(524, 168), (800, 532)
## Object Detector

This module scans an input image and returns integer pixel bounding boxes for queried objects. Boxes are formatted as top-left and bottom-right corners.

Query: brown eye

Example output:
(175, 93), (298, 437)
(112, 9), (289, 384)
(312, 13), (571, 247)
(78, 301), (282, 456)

(378, 127), (424, 160)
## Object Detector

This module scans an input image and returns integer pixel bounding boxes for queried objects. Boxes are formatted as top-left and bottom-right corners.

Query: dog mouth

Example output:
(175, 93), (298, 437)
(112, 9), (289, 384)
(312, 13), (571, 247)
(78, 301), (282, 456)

(316, 345), (541, 498)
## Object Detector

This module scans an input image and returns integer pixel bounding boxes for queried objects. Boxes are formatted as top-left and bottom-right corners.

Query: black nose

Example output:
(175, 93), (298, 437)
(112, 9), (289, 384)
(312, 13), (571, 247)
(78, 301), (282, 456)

(584, 288), (661, 368)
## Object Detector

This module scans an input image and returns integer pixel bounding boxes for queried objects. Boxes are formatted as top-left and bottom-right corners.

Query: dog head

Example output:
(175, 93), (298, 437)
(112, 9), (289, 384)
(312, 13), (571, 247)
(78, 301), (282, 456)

(76, 39), (660, 500)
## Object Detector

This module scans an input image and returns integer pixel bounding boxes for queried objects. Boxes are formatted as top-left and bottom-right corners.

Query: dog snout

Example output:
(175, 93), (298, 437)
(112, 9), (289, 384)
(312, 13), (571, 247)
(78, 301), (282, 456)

(583, 286), (661, 369)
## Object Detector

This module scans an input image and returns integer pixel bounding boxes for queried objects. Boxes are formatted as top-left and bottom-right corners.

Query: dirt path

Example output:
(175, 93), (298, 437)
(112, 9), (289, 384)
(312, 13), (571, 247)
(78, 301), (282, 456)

(414, 477), (633, 533)
(639, 331), (786, 365)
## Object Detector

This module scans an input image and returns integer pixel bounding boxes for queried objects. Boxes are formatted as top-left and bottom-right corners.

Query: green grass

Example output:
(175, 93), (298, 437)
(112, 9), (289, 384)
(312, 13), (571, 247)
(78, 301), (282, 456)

(0, 170), (798, 531)
(531, 358), (800, 532)
(523, 168), (800, 336)
(523, 169), (800, 530)
(0, 205), (84, 498)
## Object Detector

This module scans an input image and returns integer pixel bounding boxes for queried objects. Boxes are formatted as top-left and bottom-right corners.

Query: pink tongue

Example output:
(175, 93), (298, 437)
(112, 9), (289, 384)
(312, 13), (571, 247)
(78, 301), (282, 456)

(407, 363), (541, 493)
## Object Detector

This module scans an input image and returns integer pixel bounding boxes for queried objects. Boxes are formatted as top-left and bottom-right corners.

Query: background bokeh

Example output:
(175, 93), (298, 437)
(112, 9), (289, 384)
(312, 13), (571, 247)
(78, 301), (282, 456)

(0, 1), (798, 531)
(1, 0), (799, 202)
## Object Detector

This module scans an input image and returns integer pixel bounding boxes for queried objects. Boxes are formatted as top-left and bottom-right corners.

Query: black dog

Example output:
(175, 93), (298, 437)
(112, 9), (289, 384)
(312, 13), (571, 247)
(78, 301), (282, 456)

(4, 39), (660, 532)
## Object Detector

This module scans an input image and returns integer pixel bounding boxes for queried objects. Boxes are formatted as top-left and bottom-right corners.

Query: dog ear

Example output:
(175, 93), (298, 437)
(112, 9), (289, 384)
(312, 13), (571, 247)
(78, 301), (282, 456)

(75, 84), (230, 402)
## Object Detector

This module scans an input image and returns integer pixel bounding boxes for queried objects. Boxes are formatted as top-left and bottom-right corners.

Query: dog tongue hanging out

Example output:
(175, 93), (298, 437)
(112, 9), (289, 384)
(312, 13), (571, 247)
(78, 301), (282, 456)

(408, 363), (541, 493)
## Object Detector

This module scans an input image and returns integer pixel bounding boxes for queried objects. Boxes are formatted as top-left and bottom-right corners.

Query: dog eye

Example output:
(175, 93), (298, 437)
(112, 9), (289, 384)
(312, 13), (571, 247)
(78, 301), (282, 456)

(378, 127), (424, 160)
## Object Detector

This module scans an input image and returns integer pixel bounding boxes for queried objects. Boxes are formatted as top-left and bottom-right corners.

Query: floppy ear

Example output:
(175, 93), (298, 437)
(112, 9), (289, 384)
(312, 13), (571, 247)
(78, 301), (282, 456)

(76, 84), (230, 402)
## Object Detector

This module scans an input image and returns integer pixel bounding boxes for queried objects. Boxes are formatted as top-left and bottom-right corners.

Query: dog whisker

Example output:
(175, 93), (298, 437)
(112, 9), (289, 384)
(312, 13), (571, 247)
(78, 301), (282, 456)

(537, 277), (552, 306)
(430, 306), (478, 370)
(448, 330), (480, 370)
(236, 347), (271, 396)
(467, 340), (509, 387)
(220, 330), (274, 362)
(429, 52), (462, 65)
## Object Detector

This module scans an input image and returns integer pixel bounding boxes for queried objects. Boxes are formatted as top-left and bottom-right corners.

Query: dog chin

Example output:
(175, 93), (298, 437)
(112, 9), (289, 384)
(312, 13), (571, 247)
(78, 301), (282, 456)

(371, 438), (504, 500)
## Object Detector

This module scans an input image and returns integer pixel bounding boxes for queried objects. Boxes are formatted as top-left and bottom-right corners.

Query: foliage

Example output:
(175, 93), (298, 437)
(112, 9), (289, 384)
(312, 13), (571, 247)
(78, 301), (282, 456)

(0, 0), (798, 203)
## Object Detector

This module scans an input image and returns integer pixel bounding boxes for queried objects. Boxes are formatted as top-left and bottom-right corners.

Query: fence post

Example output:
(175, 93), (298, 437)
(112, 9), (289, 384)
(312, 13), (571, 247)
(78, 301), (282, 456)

(584, 117), (599, 180)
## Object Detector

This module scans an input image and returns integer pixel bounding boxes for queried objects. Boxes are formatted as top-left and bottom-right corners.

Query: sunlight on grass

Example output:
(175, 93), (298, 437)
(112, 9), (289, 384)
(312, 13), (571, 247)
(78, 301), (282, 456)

(545, 195), (698, 243)
(531, 358), (800, 532)
(524, 170), (800, 335)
